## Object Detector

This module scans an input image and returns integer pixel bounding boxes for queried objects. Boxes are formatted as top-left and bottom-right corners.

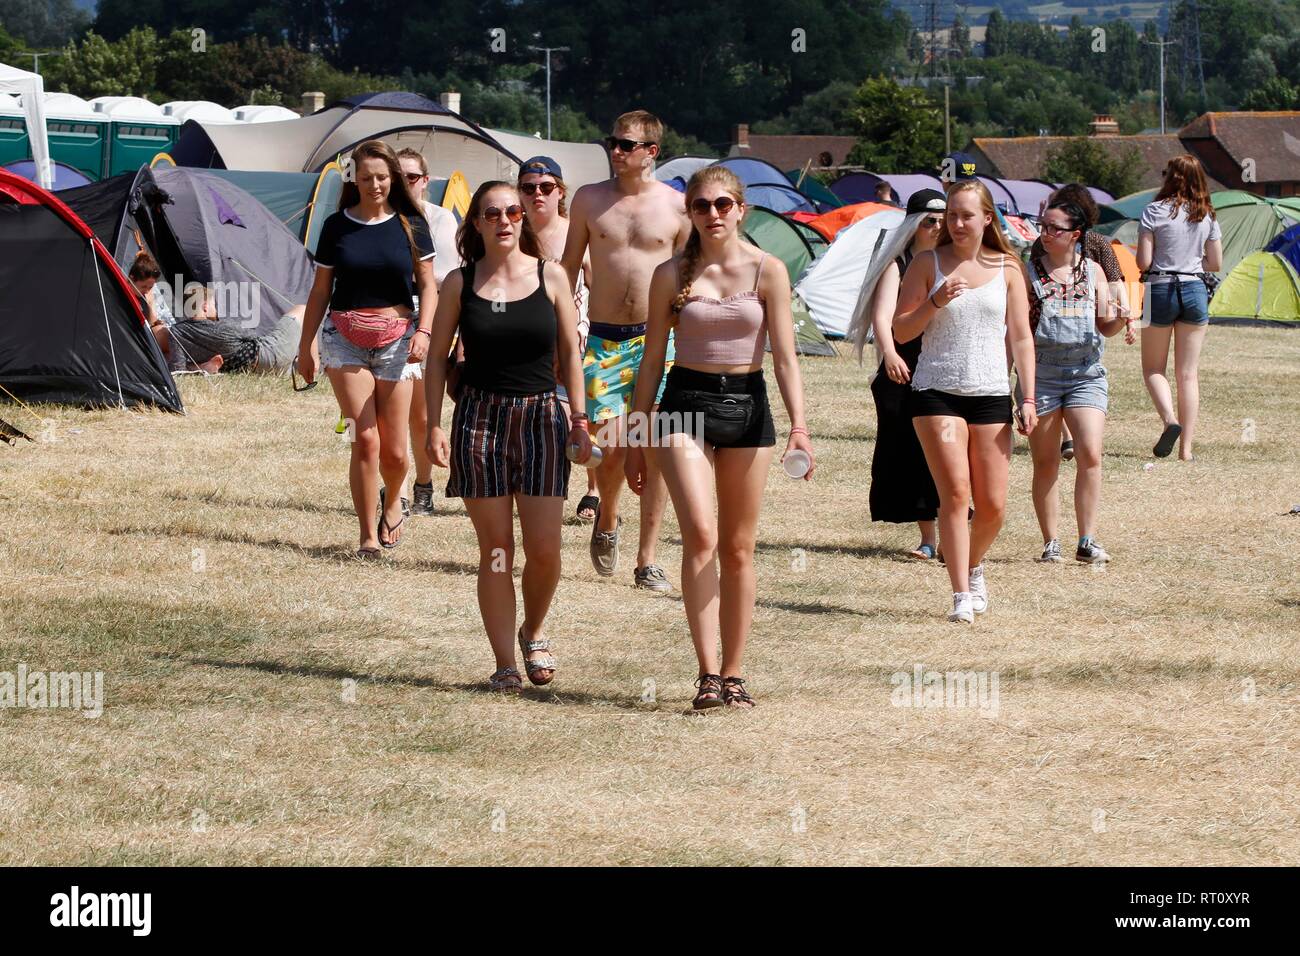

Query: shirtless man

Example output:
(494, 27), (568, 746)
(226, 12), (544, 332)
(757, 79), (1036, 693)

(562, 110), (690, 591)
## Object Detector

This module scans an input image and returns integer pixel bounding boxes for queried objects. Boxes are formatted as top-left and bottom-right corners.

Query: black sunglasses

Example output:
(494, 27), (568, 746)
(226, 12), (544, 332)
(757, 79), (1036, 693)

(605, 136), (655, 153)
(481, 204), (524, 223)
(519, 182), (558, 196)
(291, 357), (317, 392)
(921, 215), (944, 228)
(690, 196), (738, 217)
(404, 172), (425, 184)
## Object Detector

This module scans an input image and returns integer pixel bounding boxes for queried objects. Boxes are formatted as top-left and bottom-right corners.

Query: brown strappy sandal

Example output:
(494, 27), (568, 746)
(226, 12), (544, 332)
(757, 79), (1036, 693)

(692, 673), (724, 711)
(487, 667), (523, 694)
(721, 676), (756, 709)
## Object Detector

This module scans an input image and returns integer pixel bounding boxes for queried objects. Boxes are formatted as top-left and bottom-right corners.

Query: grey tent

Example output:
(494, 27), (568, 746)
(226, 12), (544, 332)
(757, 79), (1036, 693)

(64, 166), (314, 372)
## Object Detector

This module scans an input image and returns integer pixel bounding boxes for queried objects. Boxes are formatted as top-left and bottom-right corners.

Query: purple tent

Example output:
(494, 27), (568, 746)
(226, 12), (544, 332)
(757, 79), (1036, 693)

(3, 159), (91, 191)
(829, 172), (884, 204)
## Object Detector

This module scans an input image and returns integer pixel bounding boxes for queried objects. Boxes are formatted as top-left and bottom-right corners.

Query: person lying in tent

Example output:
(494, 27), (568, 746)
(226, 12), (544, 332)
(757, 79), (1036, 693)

(163, 292), (306, 376)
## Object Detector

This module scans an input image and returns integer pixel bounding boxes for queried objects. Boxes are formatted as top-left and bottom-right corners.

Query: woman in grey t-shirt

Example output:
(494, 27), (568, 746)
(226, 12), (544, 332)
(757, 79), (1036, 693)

(1136, 154), (1223, 461)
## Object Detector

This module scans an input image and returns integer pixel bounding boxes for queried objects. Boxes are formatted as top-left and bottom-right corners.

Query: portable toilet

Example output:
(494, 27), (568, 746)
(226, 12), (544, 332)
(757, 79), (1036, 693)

(90, 96), (180, 176)
(0, 93), (27, 168)
(162, 101), (239, 125)
(43, 92), (109, 181)
(233, 105), (300, 123)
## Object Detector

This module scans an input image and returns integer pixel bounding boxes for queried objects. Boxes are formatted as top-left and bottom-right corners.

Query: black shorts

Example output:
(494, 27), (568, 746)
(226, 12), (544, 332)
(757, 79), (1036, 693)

(910, 389), (1012, 425)
(656, 366), (777, 449)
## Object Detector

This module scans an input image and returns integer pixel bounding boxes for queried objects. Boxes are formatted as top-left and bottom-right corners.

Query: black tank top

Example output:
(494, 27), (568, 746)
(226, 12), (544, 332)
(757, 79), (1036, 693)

(458, 258), (558, 396)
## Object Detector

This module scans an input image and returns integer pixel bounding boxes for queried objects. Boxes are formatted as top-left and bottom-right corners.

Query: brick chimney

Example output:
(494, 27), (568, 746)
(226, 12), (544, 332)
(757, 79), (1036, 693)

(1089, 114), (1120, 137)
(732, 123), (750, 151)
(439, 90), (461, 115)
(300, 91), (324, 116)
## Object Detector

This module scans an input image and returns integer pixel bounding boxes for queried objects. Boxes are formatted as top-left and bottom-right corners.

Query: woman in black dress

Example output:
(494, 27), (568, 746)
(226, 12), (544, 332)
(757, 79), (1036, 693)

(848, 188), (946, 558)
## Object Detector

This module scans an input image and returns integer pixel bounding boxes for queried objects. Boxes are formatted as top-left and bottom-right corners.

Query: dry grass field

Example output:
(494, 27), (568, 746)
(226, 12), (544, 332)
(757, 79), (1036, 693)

(1, 325), (1297, 866)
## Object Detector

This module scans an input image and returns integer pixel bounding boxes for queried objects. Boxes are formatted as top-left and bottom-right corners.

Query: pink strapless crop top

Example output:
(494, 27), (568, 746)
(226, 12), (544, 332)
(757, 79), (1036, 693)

(673, 253), (769, 367)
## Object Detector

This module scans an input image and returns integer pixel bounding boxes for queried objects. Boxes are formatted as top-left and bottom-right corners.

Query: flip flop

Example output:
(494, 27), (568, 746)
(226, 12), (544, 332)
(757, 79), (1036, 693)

(575, 494), (600, 523)
(1153, 423), (1182, 458)
(910, 543), (937, 560)
(379, 513), (405, 550)
(356, 546), (382, 560)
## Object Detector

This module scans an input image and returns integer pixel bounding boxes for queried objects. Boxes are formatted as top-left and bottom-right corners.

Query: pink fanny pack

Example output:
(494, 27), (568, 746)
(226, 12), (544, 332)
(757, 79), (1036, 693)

(330, 310), (411, 349)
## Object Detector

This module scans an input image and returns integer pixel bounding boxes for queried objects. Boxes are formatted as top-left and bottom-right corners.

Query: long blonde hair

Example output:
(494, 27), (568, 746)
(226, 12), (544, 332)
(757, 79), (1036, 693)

(938, 180), (1017, 258)
(672, 166), (747, 314)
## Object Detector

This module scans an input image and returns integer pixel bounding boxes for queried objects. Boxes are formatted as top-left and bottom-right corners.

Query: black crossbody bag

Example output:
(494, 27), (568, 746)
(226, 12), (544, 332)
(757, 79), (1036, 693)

(669, 389), (757, 445)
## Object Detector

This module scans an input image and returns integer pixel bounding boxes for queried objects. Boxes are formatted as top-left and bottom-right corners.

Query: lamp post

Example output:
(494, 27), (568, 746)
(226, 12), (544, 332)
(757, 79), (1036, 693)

(1141, 37), (1179, 135)
(527, 45), (570, 140)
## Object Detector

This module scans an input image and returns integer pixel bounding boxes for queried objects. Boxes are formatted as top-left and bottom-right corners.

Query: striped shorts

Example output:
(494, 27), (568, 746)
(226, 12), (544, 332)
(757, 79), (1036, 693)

(446, 386), (571, 499)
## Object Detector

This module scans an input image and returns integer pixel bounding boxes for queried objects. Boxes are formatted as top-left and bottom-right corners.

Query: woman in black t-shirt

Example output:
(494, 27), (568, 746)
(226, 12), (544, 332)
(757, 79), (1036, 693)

(422, 181), (591, 693)
(297, 140), (437, 558)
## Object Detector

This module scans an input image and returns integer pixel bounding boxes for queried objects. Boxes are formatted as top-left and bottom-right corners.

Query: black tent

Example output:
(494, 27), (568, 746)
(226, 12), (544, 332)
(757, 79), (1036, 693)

(0, 170), (182, 412)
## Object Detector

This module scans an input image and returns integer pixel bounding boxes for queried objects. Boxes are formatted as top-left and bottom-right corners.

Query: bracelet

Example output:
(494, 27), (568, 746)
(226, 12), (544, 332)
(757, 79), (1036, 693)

(414, 328), (431, 337)
(570, 412), (589, 423)
(789, 426), (809, 436)
(1021, 397), (1035, 403)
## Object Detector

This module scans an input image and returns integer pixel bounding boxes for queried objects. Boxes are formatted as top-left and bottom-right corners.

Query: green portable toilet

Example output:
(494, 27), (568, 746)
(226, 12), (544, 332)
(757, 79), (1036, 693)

(43, 93), (109, 181)
(0, 93), (28, 168)
(90, 97), (180, 177)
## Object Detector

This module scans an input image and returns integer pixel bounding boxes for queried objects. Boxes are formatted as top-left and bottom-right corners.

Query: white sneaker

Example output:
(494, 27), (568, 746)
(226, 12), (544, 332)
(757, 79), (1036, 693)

(968, 565), (989, 614)
(948, 592), (975, 624)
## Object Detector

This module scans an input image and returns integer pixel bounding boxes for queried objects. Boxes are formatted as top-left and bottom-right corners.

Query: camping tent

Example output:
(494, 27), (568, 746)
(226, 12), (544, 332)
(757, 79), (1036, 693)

(1099, 189), (1157, 223)
(0, 63), (52, 189)
(737, 207), (834, 356)
(0, 169), (181, 410)
(1211, 191), (1300, 279)
(656, 156), (716, 191)
(784, 169), (843, 211)
(4, 159), (91, 190)
(1265, 223), (1300, 275)
(1208, 251), (1300, 325)
(170, 92), (612, 190)
(793, 206), (906, 337)
(804, 201), (896, 241)
(716, 157), (815, 214)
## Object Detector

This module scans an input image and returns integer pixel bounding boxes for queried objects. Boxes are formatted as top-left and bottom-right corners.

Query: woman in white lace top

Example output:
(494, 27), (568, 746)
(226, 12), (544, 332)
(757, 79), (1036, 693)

(893, 180), (1037, 624)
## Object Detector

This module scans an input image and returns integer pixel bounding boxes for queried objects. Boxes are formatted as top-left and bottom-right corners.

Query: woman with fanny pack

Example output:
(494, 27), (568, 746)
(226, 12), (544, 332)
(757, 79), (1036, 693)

(625, 166), (813, 711)
(1024, 199), (1130, 565)
(1137, 155), (1223, 461)
(422, 181), (591, 694)
(296, 140), (436, 558)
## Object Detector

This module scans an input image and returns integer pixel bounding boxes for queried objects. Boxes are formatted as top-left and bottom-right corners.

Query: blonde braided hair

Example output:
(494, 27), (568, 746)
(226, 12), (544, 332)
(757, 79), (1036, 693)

(671, 166), (746, 315)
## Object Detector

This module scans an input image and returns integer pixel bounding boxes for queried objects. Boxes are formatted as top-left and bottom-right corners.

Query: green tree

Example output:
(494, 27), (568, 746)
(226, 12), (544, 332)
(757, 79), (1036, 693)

(1042, 138), (1143, 198)
(845, 77), (944, 174)
(44, 28), (160, 99)
(0, 0), (91, 48)
(984, 9), (1007, 58)
(1240, 76), (1298, 110)
(751, 81), (857, 135)
(951, 15), (972, 60)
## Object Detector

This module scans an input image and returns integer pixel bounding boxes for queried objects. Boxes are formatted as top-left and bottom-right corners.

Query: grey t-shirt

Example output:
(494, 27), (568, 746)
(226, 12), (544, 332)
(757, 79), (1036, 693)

(1138, 199), (1222, 279)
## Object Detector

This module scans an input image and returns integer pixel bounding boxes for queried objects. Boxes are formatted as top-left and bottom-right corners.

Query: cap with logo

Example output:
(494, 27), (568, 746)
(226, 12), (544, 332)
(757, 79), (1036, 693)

(519, 155), (563, 180)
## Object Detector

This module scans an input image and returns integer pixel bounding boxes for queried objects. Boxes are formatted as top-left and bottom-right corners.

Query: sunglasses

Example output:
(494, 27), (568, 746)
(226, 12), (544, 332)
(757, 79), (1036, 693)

(921, 215), (943, 228)
(519, 182), (558, 196)
(690, 196), (738, 217)
(605, 136), (654, 153)
(404, 172), (425, 184)
(290, 357), (317, 392)
(480, 204), (524, 223)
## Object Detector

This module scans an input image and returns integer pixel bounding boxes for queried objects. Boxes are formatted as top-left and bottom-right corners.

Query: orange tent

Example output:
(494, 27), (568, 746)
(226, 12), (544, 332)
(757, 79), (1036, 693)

(1109, 239), (1145, 318)
(804, 201), (896, 241)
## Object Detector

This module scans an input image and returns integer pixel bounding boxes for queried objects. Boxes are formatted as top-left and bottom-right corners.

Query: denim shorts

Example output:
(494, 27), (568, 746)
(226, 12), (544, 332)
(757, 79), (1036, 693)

(1034, 361), (1109, 416)
(1144, 279), (1209, 327)
(319, 315), (423, 382)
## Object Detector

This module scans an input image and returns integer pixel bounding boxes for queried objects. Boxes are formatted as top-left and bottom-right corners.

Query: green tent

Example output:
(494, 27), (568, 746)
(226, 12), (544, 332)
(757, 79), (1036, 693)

(1210, 191), (1300, 280)
(1098, 189), (1157, 223)
(788, 294), (837, 357)
(785, 169), (844, 210)
(1209, 252), (1300, 325)
(738, 207), (835, 355)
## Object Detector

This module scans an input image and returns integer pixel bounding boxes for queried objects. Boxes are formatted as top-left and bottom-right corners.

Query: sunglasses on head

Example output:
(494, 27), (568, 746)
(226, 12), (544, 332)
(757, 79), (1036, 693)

(290, 357), (317, 392)
(519, 181), (558, 196)
(605, 136), (654, 154)
(690, 196), (738, 217)
(480, 204), (524, 223)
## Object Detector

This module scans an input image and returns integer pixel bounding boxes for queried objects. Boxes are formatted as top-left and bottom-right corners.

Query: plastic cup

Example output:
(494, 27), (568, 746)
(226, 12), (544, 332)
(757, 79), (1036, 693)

(783, 449), (811, 479)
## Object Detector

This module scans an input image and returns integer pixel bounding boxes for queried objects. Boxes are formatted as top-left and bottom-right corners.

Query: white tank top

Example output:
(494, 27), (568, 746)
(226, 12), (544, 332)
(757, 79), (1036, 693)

(911, 249), (1012, 396)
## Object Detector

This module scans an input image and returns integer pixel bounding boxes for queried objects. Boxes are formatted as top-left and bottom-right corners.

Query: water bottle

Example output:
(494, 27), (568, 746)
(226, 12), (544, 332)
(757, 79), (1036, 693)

(568, 441), (603, 467)
(783, 449), (811, 479)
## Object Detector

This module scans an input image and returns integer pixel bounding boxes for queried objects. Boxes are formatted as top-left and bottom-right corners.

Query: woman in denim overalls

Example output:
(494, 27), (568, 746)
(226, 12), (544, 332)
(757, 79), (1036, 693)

(1024, 200), (1132, 565)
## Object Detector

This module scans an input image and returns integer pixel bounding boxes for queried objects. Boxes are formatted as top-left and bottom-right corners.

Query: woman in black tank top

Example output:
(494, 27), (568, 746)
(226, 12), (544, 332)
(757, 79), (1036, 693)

(422, 181), (592, 694)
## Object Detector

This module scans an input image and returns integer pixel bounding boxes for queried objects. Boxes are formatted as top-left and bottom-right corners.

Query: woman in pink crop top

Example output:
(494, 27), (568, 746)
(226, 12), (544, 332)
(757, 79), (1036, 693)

(625, 165), (814, 711)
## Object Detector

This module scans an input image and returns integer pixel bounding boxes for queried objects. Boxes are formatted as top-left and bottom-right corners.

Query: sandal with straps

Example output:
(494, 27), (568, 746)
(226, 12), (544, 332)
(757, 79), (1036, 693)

(517, 626), (556, 686)
(692, 673), (724, 711)
(721, 676), (756, 709)
(487, 666), (523, 694)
